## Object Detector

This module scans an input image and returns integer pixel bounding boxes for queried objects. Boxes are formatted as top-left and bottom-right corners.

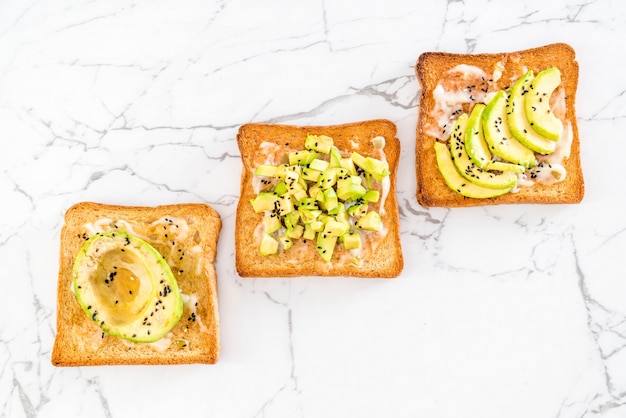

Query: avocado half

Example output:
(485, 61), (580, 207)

(72, 231), (183, 343)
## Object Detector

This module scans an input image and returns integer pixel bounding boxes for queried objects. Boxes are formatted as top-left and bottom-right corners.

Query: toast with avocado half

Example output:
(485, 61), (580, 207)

(51, 202), (221, 366)
(415, 42), (584, 207)
(235, 120), (403, 278)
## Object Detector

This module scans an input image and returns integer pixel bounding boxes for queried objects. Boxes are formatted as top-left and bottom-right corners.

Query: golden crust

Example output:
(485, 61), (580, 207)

(415, 42), (584, 207)
(52, 202), (221, 366)
(235, 120), (403, 278)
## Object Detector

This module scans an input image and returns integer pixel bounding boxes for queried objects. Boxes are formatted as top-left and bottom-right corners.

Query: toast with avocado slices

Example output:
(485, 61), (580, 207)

(52, 202), (221, 366)
(415, 42), (584, 207)
(235, 120), (403, 278)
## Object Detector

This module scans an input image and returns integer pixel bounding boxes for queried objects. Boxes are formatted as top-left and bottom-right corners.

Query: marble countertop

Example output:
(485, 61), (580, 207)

(1, 0), (624, 417)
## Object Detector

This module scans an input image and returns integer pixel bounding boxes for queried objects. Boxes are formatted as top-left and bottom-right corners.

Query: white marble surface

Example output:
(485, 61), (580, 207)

(1, 0), (624, 417)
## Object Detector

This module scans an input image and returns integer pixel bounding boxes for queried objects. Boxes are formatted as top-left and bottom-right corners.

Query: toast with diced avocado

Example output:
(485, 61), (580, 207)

(415, 42), (584, 207)
(52, 202), (221, 366)
(235, 120), (403, 278)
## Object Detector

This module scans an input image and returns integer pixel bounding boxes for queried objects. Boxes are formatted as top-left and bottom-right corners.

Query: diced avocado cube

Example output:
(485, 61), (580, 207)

(308, 184), (320, 199)
(323, 187), (338, 212)
(340, 158), (357, 176)
(299, 208), (322, 222)
(292, 188), (308, 202)
(286, 182), (304, 196)
(316, 232), (337, 262)
(347, 204), (360, 217)
(274, 164), (290, 179)
(289, 150), (319, 166)
(347, 203), (368, 218)
(350, 152), (368, 170)
(263, 215), (282, 234)
(303, 223), (316, 240)
(305, 134), (333, 154)
(260, 234), (279, 255)
(323, 219), (350, 237)
(317, 214), (330, 225)
(309, 220), (324, 232)
(364, 157), (390, 181)
(284, 211), (300, 231)
(333, 204), (349, 223)
(336, 183), (367, 201)
(302, 168), (321, 182)
(251, 193), (278, 213)
(277, 194), (294, 216)
(329, 146), (342, 168)
(284, 167), (300, 188)
(363, 190), (379, 203)
(298, 198), (318, 210)
(318, 168), (338, 189)
(309, 158), (329, 172)
(255, 164), (278, 177)
(355, 211), (382, 231)
(286, 224), (304, 239)
(273, 181), (288, 196)
(351, 152), (389, 182)
(343, 232), (361, 250)
(328, 201), (346, 216)
(278, 235), (293, 251)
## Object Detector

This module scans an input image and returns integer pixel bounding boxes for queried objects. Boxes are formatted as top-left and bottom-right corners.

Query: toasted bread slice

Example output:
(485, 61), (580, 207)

(236, 120), (403, 278)
(415, 42), (584, 207)
(52, 202), (221, 366)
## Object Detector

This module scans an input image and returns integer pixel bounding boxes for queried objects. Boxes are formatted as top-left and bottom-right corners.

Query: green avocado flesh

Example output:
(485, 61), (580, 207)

(72, 231), (183, 343)
(507, 71), (557, 154)
(252, 134), (388, 262)
(449, 113), (517, 190)
(524, 67), (563, 141)
(464, 104), (491, 169)
(482, 90), (537, 168)
(435, 66), (565, 199)
(434, 142), (515, 199)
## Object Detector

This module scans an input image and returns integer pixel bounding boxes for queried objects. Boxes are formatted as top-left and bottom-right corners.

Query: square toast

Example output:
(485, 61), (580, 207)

(52, 202), (221, 366)
(415, 42), (584, 207)
(235, 120), (403, 278)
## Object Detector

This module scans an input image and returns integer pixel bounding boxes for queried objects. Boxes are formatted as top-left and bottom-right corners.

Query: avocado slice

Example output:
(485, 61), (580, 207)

(449, 113), (517, 190)
(434, 141), (515, 199)
(507, 70), (558, 154)
(482, 90), (537, 168)
(72, 231), (183, 343)
(525, 67), (563, 141)
(464, 104), (491, 169)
